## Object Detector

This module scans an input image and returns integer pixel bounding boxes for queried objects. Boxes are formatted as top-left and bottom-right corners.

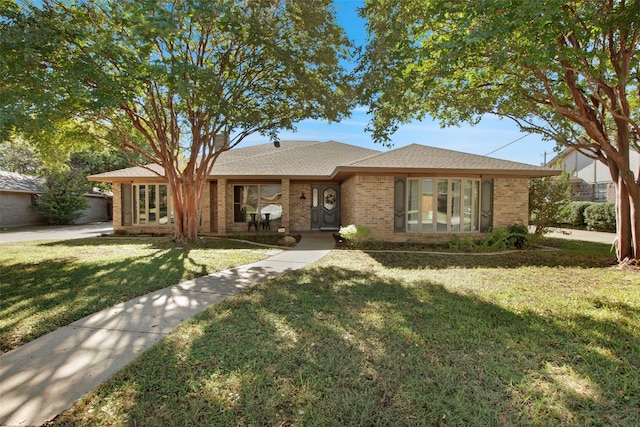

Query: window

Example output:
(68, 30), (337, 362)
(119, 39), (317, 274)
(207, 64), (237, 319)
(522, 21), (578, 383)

(233, 184), (282, 225)
(30, 193), (40, 207)
(406, 178), (481, 233)
(126, 184), (172, 226)
(594, 183), (608, 201)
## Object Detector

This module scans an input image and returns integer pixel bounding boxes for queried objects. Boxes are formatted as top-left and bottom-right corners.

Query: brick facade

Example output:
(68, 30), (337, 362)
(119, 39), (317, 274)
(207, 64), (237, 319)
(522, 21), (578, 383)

(0, 191), (48, 227)
(1, 190), (111, 228)
(492, 177), (529, 228)
(111, 175), (531, 241)
(340, 175), (395, 240)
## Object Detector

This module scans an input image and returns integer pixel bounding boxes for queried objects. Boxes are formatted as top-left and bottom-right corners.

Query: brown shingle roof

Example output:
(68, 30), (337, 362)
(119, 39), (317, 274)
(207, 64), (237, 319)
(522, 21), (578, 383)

(88, 141), (559, 181)
(211, 140), (380, 177)
(334, 144), (558, 177)
(0, 171), (44, 193)
(88, 164), (165, 180)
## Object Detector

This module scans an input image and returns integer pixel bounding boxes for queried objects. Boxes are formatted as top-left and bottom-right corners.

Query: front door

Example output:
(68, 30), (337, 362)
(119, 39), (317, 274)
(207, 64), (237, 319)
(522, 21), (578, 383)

(310, 184), (340, 230)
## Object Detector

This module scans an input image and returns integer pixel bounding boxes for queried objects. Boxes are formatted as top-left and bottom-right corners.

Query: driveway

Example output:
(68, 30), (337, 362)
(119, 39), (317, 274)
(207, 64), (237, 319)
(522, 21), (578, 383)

(544, 227), (616, 245)
(0, 222), (114, 243)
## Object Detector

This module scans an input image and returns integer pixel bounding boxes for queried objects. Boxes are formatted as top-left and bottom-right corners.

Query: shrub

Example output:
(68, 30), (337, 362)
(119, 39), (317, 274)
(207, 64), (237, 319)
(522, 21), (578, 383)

(339, 224), (372, 245)
(449, 224), (530, 252)
(558, 201), (592, 227)
(506, 223), (529, 249)
(584, 203), (616, 232)
(448, 235), (476, 252)
(32, 169), (90, 225)
(528, 170), (573, 234)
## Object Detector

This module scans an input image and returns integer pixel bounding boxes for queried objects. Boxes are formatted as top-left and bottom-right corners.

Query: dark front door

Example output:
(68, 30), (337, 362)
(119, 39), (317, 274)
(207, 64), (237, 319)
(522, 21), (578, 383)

(310, 184), (340, 230)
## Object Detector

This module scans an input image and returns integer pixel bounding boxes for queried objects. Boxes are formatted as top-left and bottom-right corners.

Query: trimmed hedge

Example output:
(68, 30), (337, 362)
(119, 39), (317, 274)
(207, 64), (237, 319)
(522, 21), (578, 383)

(558, 201), (593, 226)
(584, 202), (616, 232)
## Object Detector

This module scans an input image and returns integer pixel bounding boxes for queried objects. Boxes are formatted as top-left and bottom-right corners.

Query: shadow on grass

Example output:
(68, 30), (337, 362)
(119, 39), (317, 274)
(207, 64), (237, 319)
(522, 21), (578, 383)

(37, 235), (265, 250)
(0, 248), (202, 352)
(361, 242), (618, 269)
(54, 264), (639, 426)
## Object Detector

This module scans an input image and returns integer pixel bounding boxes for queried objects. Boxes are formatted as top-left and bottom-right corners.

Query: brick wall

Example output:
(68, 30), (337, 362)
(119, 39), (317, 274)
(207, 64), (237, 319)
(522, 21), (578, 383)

(112, 184), (123, 233)
(493, 177), (530, 227)
(0, 191), (48, 227)
(77, 196), (112, 224)
(340, 177), (356, 227)
(199, 182), (211, 233)
(341, 175), (395, 240)
(289, 182), (311, 232)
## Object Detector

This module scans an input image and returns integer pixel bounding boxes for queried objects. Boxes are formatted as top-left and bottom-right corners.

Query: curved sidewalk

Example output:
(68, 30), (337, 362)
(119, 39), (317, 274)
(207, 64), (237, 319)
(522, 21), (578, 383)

(0, 234), (335, 427)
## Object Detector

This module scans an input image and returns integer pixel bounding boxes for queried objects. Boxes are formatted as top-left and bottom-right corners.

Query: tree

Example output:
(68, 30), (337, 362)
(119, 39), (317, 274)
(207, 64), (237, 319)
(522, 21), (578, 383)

(529, 169), (573, 235)
(0, 136), (42, 175)
(359, 0), (639, 261)
(1, 0), (354, 242)
(32, 169), (90, 225)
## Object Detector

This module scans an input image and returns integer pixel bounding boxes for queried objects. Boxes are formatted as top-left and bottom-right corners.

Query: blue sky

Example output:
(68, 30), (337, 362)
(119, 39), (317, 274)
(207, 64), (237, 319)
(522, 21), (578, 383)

(241, 0), (558, 166)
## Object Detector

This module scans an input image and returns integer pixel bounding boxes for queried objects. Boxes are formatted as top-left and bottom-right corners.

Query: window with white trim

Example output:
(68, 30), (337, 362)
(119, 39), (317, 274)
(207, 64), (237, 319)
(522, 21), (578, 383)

(127, 184), (172, 226)
(406, 178), (481, 233)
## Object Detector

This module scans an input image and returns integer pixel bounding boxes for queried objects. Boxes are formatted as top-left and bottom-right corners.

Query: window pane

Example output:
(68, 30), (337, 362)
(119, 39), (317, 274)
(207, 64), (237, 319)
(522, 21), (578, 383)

(159, 185), (169, 225)
(451, 180), (461, 232)
(407, 179), (419, 231)
(473, 180), (479, 231)
(138, 185), (146, 225)
(233, 185), (258, 222)
(132, 185), (138, 224)
(437, 180), (448, 231)
(463, 180), (472, 231)
(260, 184), (282, 223)
(421, 179), (433, 232)
(148, 185), (157, 224)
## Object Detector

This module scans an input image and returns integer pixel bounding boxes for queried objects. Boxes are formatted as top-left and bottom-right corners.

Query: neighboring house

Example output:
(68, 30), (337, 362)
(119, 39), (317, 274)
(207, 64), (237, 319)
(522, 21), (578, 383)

(547, 146), (640, 203)
(0, 170), (113, 228)
(88, 141), (558, 241)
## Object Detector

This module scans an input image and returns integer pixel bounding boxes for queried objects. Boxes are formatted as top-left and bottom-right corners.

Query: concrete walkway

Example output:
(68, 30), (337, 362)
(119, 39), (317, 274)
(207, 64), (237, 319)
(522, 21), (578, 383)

(0, 234), (335, 427)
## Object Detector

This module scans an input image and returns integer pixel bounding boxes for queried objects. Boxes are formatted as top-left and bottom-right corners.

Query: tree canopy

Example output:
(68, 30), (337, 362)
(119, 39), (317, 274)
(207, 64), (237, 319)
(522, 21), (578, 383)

(359, 0), (640, 261)
(1, 0), (355, 241)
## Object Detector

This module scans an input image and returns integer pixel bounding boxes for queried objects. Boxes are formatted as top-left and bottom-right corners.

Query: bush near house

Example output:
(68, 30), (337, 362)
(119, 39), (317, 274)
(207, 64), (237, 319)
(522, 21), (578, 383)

(338, 224), (372, 246)
(584, 202), (617, 232)
(32, 169), (90, 225)
(558, 201), (592, 227)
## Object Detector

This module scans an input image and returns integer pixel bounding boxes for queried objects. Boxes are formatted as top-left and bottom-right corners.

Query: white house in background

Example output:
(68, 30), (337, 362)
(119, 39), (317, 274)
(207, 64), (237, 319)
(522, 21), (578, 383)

(0, 170), (113, 228)
(548, 147), (640, 203)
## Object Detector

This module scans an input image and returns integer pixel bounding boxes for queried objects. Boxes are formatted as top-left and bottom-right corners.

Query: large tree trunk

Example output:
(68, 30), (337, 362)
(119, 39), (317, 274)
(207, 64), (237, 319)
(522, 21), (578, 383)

(165, 168), (204, 243)
(607, 154), (639, 261)
(171, 179), (204, 243)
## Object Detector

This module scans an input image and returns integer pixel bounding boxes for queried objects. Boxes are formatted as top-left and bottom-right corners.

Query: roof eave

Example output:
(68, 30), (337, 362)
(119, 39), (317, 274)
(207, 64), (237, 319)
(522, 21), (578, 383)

(331, 166), (561, 179)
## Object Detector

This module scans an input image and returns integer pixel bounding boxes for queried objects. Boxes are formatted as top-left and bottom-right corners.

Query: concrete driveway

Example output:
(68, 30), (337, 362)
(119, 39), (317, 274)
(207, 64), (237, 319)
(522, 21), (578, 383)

(544, 227), (616, 245)
(0, 222), (113, 243)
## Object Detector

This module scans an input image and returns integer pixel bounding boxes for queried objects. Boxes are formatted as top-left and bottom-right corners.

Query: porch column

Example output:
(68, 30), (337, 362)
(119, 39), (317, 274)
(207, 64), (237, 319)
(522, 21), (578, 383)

(217, 178), (227, 234)
(282, 178), (290, 231)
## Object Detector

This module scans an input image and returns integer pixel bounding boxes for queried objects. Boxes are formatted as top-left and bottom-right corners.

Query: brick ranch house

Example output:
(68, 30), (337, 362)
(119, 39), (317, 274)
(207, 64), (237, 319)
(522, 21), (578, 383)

(88, 141), (559, 241)
(0, 170), (113, 228)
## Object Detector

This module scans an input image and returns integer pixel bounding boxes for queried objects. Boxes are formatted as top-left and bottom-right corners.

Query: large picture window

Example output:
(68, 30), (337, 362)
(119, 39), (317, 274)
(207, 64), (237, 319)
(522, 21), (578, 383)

(127, 184), (172, 226)
(407, 178), (480, 233)
(233, 184), (282, 225)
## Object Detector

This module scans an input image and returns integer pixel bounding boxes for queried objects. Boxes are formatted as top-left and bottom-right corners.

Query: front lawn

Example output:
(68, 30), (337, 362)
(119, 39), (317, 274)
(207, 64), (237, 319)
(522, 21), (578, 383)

(51, 239), (639, 426)
(0, 237), (276, 353)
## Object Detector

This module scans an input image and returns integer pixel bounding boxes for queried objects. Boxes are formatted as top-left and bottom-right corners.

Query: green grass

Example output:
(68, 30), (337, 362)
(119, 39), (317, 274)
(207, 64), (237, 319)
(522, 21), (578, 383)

(50, 239), (639, 426)
(0, 236), (276, 353)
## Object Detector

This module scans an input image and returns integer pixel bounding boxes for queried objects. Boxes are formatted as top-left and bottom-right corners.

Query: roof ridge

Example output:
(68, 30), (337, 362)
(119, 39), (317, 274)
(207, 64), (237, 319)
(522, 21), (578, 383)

(215, 140), (324, 166)
(345, 143), (422, 166)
